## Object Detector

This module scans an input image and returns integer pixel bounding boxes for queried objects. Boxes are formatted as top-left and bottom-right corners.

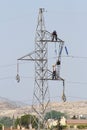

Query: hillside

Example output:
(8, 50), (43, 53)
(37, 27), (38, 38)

(49, 101), (87, 117)
(0, 97), (87, 118)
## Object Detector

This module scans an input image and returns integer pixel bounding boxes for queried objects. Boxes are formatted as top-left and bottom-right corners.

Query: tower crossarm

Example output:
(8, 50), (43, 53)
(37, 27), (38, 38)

(18, 50), (47, 61)
(37, 30), (64, 43)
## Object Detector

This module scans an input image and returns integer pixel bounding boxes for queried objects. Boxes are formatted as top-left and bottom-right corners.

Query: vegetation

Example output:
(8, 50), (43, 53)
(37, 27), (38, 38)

(15, 114), (38, 129)
(0, 124), (2, 130)
(70, 125), (74, 128)
(77, 125), (87, 129)
(44, 110), (67, 120)
(0, 117), (14, 127)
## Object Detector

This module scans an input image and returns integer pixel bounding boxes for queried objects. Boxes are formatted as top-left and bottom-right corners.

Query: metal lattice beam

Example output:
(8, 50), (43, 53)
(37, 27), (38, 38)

(16, 8), (66, 129)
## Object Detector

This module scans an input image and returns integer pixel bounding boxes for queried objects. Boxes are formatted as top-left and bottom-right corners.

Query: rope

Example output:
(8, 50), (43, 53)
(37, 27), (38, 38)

(54, 42), (57, 56)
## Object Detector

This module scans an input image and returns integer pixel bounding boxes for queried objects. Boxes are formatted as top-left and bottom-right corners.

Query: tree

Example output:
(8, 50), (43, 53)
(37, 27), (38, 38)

(0, 117), (13, 127)
(0, 124), (2, 130)
(15, 114), (38, 129)
(44, 110), (67, 120)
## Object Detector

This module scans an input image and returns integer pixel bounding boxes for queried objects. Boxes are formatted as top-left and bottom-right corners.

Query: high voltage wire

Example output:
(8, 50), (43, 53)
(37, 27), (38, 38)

(0, 76), (34, 80)
(20, 95), (87, 104)
(67, 55), (87, 59)
(0, 63), (16, 68)
(68, 96), (87, 100)
(0, 77), (86, 101)
(0, 55), (87, 85)
(0, 76), (15, 80)
(0, 62), (29, 68)
(67, 81), (87, 85)
(50, 95), (87, 100)
(0, 75), (87, 87)
(50, 55), (87, 60)
(0, 55), (87, 68)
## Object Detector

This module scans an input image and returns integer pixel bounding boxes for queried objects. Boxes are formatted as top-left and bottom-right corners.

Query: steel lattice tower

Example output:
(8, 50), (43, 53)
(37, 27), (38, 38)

(16, 8), (66, 129)
(32, 8), (50, 122)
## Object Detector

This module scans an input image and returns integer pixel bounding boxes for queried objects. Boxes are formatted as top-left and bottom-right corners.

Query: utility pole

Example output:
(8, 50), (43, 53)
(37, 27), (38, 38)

(16, 8), (66, 130)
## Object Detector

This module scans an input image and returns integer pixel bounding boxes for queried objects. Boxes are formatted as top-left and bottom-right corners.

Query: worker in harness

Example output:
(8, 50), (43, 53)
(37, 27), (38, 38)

(52, 64), (56, 79)
(52, 59), (61, 80)
(52, 30), (58, 41)
(56, 60), (61, 65)
(55, 59), (61, 79)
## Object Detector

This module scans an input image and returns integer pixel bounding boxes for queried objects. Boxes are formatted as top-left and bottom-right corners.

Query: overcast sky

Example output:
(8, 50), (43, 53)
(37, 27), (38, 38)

(0, 0), (87, 104)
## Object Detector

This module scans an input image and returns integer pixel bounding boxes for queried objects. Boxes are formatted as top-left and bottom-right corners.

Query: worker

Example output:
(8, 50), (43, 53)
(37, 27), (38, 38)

(55, 60), (61, 78)
(52, 65), (56, 79)
(52, 30), (57, 41)
(56, 60), (61, 65)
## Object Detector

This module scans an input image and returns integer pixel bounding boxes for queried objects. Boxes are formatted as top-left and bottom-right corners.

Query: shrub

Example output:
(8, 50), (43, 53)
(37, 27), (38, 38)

(70, 125), (74, 128)
(77, 125), (87, 129)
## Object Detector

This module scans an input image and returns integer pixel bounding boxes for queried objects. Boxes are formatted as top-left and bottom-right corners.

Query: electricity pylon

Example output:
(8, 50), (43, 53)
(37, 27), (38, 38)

(16, 8), (66, 129)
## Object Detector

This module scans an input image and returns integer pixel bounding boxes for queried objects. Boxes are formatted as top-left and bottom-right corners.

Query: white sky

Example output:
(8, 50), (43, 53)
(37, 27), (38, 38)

(0, 0), (87, 104)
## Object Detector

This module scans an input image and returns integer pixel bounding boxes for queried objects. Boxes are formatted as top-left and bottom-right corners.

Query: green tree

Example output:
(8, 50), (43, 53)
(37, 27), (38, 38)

(15, 114), (38, 129)
(0, 124), (2, 130)
(0, 117), (13, 127)
(44, 110), (67, 120)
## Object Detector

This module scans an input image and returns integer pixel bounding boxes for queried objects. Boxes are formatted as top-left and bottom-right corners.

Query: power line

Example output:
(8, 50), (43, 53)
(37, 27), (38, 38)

(66, 81), (87, 85)
(68, 96), (87, 100)
(49, 55), (87, 60)
(0, 55), (87, 69)
(62, 55), (87, 59)
(0, 76), (15, 80)
(0, 63), (16, 68)
(50, 95), (87, 101)
(0, 76), (87, 86)
(0, 76), (34, 81)
(15, 95), (87, 105)
(0, 62), (30, 68)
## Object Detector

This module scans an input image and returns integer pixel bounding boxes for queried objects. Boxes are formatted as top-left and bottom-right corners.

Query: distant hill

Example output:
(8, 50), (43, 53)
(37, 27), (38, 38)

(0, 97), (19, 109)
(0, 97), (29, 118)
(49, 101), (87, 117)
(0, 96), (27, 108)
(0, 97), (87, 118)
